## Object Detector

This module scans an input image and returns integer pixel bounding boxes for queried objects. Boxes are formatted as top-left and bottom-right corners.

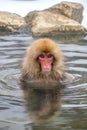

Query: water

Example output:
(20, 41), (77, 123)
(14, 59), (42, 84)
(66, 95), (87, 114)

(0, 33), (87, 130)
(0, 0), (87, 129)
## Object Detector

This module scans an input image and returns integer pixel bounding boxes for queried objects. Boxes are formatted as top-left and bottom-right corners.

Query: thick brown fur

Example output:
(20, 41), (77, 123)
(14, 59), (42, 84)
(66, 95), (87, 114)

(21, 38), (65, 83)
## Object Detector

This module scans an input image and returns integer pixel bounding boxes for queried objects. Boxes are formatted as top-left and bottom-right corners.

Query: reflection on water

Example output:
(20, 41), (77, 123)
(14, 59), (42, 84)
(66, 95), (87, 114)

(22, 87), (62, 122)
(0, 34), (87, 130)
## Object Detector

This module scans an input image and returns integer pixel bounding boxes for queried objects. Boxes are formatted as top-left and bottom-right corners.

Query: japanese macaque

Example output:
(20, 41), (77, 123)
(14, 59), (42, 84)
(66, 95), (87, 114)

(21, 38), (66, 90)
(20, 38), (78, 122)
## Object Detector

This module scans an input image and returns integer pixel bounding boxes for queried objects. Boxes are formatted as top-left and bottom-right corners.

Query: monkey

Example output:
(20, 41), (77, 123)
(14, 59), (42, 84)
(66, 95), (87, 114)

(21, 38), (77, 91)
(20, 38), (79, 122)
(20, 38), (68, 90)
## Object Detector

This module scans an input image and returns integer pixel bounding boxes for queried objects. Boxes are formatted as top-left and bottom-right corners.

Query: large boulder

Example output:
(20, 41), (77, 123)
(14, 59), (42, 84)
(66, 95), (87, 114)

(47, 1), (84, 23)
(25, 1), (86, 37)
(28, 11), (86, 37)
(0, 11), (26, 34)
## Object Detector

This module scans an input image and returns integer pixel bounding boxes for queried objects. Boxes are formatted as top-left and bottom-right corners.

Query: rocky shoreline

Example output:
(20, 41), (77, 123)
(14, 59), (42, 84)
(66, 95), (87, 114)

(0, 1), (87, 37)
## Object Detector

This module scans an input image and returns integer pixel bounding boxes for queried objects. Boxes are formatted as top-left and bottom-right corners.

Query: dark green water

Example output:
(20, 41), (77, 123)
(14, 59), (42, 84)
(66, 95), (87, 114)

(0, 34), (87, 130)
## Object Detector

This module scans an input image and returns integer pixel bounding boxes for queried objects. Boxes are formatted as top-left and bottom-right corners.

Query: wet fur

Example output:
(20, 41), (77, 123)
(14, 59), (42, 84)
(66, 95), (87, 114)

(21, 38), (65, 83)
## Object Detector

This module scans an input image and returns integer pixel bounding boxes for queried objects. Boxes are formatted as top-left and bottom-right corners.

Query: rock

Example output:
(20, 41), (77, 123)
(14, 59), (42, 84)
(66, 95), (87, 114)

(47, 1), (83, 23)
(24, 1), (86, 37)
(0, 1), (86, 36)
(24, 10), (40, 25)
(31, 11), (86, 37)
(0, 11), (26, 34)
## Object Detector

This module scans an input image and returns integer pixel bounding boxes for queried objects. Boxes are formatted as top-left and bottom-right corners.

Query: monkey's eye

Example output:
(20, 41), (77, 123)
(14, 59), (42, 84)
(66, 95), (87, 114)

(39, 54), (45, 58)
(47, 54), (53, 58)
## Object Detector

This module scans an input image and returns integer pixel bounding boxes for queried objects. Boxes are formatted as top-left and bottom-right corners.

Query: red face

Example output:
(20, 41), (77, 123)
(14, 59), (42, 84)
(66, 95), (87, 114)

(38, 52), (54, 72)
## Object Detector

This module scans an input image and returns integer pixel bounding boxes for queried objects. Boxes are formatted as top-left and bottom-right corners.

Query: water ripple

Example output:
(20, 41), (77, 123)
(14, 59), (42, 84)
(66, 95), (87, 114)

(0, 34), (87, 126)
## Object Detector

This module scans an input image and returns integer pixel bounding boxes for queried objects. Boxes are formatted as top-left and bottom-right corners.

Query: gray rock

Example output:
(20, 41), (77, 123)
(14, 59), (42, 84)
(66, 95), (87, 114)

(24, 10), (40, 25)
(31, 11), (86, 37)
(47, 1), (83, 23)
(0, 1), (86, 36)
(0, 11), (26, 34)
(24, 1), (86, 37)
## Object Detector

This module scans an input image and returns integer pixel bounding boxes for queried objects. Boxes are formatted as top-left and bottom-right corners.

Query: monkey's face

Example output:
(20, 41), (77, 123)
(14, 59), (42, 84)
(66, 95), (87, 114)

(38, 52), (54, 74)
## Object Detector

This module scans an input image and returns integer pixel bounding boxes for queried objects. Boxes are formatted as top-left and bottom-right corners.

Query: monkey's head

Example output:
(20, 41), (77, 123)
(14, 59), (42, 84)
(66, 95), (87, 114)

(22, 38), (64, 79)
